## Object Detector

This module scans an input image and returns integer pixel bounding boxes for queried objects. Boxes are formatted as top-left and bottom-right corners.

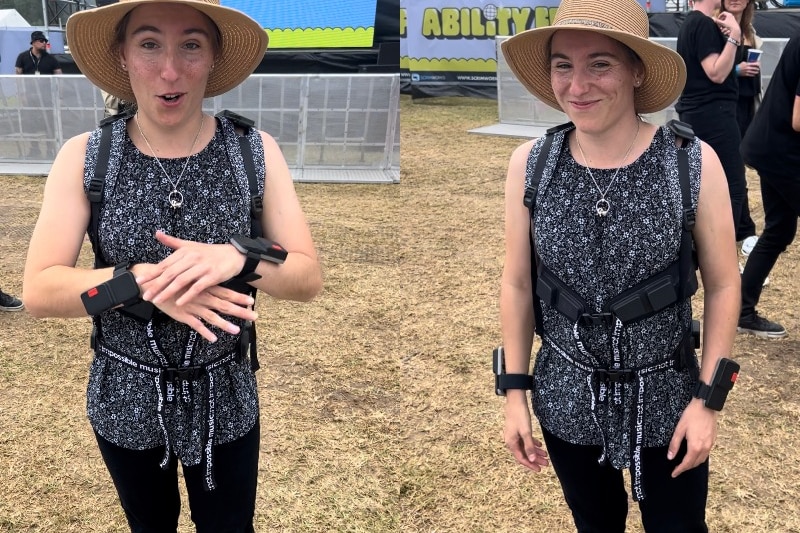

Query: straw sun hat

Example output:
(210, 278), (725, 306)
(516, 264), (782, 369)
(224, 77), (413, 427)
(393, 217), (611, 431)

(66, 0), (268, 103)
(501, 0), (686, 114)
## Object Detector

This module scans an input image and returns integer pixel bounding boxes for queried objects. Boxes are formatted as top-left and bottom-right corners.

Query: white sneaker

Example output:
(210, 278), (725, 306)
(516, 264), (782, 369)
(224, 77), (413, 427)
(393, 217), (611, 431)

(741, 235), (759, 256)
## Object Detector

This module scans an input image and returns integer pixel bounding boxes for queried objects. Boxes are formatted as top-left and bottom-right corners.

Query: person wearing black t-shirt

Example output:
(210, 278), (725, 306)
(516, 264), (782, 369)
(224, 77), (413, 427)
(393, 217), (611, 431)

(723, 0), (761, 250)
(737, 35), (800, 339)
(14, 31), (62, 75)
(676, 0), (746, 240)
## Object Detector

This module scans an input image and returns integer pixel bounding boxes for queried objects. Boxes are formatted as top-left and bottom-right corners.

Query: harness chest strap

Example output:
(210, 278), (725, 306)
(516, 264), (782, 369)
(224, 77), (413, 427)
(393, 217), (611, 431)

(524, 120), (698, 330)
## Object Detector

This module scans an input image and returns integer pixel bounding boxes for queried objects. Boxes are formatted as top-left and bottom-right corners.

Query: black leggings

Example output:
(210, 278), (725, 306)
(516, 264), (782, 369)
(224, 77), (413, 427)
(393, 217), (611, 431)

(541, 427), (709, 533)
(95, 421), (260, 533)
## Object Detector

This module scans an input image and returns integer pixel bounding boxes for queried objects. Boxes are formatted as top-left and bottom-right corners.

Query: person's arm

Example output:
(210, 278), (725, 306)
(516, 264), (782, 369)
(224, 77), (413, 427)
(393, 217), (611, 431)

(23, 134), (112, 317)
(793, 94), (800, 132)
(700, 12), (741, 83)
(500, 139), (549, 473)
(15, 67), (22, 74)
(668, 140), (740, 478)
(54, 68), (62, 75)
(240, 130), (322, 301)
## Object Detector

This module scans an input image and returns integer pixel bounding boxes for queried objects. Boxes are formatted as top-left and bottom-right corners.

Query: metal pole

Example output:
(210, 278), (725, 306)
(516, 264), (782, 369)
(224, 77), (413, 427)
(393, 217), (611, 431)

(41, 0), (48, 35)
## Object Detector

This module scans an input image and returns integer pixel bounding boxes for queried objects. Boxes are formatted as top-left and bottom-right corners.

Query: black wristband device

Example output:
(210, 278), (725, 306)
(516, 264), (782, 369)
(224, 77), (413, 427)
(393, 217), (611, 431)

(81, 262), (141, 316)
(493, 346), (533, 396)
(693, 357), (740, 411)
(230, 234), (288, 282)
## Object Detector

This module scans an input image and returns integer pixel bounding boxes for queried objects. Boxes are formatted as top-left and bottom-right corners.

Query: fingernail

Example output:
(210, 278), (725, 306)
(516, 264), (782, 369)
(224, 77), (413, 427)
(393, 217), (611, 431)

(667, 451), (674, 460)
(528, 455), (536, 462)
(229, 324), (241, 335)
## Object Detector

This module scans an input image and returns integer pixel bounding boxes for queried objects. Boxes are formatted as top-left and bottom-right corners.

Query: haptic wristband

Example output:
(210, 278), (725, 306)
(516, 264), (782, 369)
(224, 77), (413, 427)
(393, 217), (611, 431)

(229, 234), (288, 282)
(81, 262), (141, 316)
(692, 357), (740, 411)
(493, 346), (533, 396)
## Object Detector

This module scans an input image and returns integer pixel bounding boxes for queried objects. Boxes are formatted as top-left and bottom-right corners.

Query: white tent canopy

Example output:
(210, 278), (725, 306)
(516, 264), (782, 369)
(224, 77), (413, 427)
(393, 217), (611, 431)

(0, 9), (32, 28)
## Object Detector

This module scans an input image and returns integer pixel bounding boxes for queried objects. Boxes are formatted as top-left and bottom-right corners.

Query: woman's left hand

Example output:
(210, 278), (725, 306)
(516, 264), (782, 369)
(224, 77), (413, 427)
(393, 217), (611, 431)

(737, 61), (760, 78)
(137, 230), (245, 306)
(667, 398), (719, 478)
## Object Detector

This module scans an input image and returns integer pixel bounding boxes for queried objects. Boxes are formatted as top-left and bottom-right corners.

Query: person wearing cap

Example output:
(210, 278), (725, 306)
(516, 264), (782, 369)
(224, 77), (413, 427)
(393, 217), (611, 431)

(23, 0), (321, 530)
(499, 0), (739, 529)
(15, 31), (62, 75)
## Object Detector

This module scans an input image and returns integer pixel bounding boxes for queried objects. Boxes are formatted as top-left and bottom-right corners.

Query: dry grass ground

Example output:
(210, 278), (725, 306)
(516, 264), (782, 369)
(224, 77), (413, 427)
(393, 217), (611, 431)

(0, 95), (799, 532)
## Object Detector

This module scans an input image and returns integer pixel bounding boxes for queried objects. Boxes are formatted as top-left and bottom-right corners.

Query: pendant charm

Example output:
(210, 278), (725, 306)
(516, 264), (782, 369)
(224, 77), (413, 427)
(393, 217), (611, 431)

(168, 189), (184, 209)
(595, 198), (610, 217)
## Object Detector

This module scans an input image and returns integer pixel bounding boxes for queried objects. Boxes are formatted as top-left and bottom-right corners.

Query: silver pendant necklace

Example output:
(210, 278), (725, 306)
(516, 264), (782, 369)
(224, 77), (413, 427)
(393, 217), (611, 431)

(134, 113), (205, 209)
(575, 120), (640, 217)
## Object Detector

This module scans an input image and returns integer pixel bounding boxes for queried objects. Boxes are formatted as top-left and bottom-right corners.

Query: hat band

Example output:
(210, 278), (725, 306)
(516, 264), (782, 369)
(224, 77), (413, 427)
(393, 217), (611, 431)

(556, 18), (614, 30)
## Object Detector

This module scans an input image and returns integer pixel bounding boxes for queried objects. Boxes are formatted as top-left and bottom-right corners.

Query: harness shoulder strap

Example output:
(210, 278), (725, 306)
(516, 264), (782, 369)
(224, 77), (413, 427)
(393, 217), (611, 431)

(524, 122), (573, 336)
(667, 119), (699, 299)
(215, 110), (263, 372)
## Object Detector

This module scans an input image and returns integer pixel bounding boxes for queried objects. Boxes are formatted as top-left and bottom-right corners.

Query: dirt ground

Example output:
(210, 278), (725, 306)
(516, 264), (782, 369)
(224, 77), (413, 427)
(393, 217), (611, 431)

(1, 95), (799, 532)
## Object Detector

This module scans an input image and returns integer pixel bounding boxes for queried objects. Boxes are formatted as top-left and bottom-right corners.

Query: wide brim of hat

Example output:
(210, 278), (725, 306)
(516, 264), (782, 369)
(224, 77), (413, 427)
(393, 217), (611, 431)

(66, 0), (268, 103)
(501, 26), (686, 115)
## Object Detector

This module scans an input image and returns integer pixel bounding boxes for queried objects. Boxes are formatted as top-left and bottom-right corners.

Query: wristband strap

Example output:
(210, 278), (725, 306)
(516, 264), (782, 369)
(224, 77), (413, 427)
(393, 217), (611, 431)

(234, 253), (262, 282)
(726, 36), (740, 47)
(497, 373), (534, 394)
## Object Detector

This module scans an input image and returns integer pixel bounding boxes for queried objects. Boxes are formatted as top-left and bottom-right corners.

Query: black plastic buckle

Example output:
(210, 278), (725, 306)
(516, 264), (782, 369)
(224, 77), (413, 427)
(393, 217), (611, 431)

(580, 312), (612, 326)
(523, 187), (536, 209)
(595, 368), (635, 383)
(250, 196), (263, 218)
(683, 208), (696, 230)
(164, 366), (204, 383)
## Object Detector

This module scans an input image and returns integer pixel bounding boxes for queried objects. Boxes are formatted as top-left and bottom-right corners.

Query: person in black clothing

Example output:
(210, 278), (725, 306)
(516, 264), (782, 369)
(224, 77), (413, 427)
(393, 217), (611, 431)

(676, 0), (746, 239)
(14, 31), (62, 75)
(737, 34), (800, 339)
(724, 0), (761, 249)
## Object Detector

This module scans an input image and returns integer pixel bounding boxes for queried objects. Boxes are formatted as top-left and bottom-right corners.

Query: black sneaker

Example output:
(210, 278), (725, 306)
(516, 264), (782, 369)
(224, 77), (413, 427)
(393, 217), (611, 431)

(737, 312), (786, 339)
(0, 290), (24, 312)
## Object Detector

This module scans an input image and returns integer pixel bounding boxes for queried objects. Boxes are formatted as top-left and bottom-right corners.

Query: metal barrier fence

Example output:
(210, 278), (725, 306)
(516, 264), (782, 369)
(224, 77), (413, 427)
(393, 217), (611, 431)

(0, 73), (400, 182)
(496, 37), (790, 127)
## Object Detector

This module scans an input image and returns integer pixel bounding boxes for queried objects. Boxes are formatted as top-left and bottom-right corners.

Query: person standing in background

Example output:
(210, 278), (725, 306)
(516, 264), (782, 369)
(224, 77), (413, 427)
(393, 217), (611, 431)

(737, 34), (800, 339)
(676, 0), (747, 244)
(15, 31), (62, 75)
(723, 0), (761, 257)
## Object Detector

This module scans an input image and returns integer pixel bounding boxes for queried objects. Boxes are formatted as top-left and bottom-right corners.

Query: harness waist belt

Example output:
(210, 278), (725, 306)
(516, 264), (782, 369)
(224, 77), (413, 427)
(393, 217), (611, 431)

(543, 330), (697, 503)
(95, 341), (241, 492)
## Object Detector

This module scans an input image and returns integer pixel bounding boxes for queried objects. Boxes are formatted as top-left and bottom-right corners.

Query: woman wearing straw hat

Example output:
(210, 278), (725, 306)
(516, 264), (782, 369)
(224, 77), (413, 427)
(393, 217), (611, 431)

(23, 0), (321, 530)
(499, 0), (740, 530)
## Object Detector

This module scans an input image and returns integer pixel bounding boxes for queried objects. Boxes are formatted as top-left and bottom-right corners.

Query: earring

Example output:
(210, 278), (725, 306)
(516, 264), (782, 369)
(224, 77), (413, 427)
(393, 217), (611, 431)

(121, 63), (127, 70)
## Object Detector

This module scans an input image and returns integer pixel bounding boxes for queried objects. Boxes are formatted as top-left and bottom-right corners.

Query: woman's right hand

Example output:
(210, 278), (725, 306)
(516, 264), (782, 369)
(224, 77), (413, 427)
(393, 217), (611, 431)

(503, 393), (549, 472)
(132, 263), (258, 343)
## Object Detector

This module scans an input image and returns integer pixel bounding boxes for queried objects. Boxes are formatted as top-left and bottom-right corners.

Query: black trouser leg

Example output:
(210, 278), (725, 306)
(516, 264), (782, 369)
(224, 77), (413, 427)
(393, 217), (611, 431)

(95, 420), (260, 533)
(95, 432), (181, 533)
(541, 428), (628, 533)
(679, 106), (746, 235)
(741, 172), (800, 315)
(541, 428), (709, 533)
(184, 420), (260, 533)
